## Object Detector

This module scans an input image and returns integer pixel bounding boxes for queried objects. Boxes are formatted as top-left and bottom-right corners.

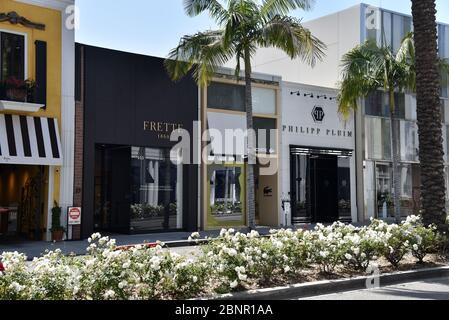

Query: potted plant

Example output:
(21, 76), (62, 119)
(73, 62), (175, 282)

(1, 77), (36, 102)
(51, 201), (65, 242)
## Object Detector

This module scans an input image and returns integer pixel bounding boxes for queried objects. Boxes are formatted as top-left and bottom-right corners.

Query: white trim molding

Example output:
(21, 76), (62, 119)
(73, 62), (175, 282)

(58, 5), (75, 226)
(14, 0), (74, 11)
(0, 100), (44, 112)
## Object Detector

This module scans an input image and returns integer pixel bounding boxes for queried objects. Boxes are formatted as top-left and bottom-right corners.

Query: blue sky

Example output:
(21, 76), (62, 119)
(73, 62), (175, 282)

(75, 0), (449, 58)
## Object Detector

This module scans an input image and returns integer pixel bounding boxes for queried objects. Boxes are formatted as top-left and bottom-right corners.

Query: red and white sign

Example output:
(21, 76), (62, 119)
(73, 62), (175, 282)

(68, 207), (81, 225)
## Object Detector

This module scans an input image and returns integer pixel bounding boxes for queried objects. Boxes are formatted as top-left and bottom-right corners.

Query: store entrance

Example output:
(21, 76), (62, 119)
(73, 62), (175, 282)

(290, 146), (352, 224)
(310, 156), (338, 223)
(94, 144), (185, 234)
(0, 165), (46, 241)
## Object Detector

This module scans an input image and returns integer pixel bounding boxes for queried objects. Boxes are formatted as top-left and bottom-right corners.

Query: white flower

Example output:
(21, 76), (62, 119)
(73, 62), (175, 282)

(103, 290), (116, 299)
(122, 262), (131, 269)
(262, 253), (268, 259)
(118, 281), (128, 289)
(230, 280), (238, 289)
(284, 266), (291, 273)
(238, 273), (247, 281)
(192, 276), (198, 283)
(235, 266), (246, 274)
(413, 244), (419, 251)
(9, 282), (24, 292)
(345, 253), (353, 260)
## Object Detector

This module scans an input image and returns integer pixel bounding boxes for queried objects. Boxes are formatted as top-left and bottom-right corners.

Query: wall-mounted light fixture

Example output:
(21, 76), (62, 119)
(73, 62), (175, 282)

(304, 93), (314, 98)
(317, 95), (327, 99)
(290, 91), (301, 96)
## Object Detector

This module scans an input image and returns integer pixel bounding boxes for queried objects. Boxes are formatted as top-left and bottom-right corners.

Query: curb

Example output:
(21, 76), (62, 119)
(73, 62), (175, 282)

(204, 266), (449, 300)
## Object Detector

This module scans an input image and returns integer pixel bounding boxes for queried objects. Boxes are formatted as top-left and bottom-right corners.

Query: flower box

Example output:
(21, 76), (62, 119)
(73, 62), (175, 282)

(0, 100), (44, 113)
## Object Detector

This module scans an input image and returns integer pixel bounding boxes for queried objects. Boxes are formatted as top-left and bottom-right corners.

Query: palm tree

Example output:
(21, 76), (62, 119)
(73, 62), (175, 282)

(338, 34), (416, 224)
(411, 0), (448, 232)
(165, 0), (325, 230)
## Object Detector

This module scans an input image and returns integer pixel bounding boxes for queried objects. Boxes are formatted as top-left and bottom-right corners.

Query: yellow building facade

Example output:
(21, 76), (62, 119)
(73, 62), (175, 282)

(0, 0), (75, 241)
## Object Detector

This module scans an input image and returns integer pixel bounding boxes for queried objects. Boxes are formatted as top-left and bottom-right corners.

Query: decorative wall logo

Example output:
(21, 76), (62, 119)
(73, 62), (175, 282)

(144, 121), (184, 140)
(312, 106), (325, 123)
(365, 5), (381, 31)
(65, 5), (80, 30)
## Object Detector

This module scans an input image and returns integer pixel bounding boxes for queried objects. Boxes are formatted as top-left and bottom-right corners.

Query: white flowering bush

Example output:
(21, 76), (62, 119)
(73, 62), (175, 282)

(0, 251), (29, 300)
(342, 227), (384, 271)
(309, 222), (354, 274)
(402, 216), (437, 263)
(0, 216), (444, 300)
(202, 229), (256, 293)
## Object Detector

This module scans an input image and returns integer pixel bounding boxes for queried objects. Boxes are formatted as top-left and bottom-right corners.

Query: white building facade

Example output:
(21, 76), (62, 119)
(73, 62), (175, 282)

(226, 4), (449, 223)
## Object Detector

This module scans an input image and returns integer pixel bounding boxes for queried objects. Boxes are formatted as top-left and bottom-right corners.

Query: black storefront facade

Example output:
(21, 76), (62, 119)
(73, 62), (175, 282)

(75, 44), (199, 238)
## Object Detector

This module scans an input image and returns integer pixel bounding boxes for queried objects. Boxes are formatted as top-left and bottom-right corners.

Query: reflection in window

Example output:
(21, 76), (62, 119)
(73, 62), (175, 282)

(209, 166), (244, 222)
(365, 117), (391, 160)
(292, 154), (309, 224)
(130, 147), (183, 232)
(375, 163), (420, 218)
(253, 87), (276, 114)
(0, 32), (25, 81)
(382, 12), (392, 48)
(254, 117), (277, 154)
(210, 168), (242, 214)
(365, 91), (405, 118)
(376, 163), (393, 218)
(208, 82), (245, 112)
(400, 121), (419, 162)
(338, 157), (351, 220)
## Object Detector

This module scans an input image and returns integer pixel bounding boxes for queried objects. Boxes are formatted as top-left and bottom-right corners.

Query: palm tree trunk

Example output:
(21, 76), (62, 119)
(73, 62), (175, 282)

(412, 0), (448, 231)
(244, 47), (256, 230)
(389, 89), (402, 223)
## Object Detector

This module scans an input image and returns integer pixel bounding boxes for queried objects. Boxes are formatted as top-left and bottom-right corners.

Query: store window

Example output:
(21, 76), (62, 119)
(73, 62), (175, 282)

(375, 163), (420, 218)
(254, 117), (277, 154)
(365, 91), (405, 119)
(338, 157), (351, 220)
(392, 15), (412, 53)
(253, 87), (276, 115)
(208, 82), (277, 114)
(365, 117), (391, 160)
(130, 147), (183, 232)
(404, 94), (417, 121)
(207, 164), (245, 228)
(376, 163), (393, 218)
(0, 32), (25, 81)
(382, 11), (392, 48)
(208, 82), (245, 112)
(400, 121), (419, 162)
(438, 25), (449, 98)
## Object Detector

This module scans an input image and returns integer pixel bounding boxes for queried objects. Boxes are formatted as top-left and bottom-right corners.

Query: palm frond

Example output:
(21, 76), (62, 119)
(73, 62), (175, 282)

(260, 0), (314, 18)
(183, 0), (229, 24)
(165, 30), (234, 87)
(257, 15), (326, 66)
(338, 41), (385, 117)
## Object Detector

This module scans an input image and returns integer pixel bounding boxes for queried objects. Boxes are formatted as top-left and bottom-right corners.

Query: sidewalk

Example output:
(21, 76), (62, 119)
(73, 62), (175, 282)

(0, 226), (276, 260)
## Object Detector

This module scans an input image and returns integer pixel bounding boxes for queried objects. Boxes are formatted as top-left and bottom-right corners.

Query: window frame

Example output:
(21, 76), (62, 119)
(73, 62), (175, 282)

(0, 29), (28, 82)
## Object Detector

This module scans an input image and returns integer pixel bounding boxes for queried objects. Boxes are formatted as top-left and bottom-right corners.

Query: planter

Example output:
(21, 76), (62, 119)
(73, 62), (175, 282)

(51, 230), (64, 242)
(6, 88), (28, 102)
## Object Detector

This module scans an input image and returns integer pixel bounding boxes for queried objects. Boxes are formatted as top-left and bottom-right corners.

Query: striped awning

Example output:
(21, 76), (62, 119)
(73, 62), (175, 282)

(0, 114), (63, 166)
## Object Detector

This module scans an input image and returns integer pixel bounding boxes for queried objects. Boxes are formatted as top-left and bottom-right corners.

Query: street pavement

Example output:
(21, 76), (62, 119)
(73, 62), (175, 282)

(299, 277), (449, 300)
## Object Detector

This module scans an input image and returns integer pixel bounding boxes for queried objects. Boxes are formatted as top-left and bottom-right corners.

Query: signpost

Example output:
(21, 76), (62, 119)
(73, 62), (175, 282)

(67, 207), (81, 240)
